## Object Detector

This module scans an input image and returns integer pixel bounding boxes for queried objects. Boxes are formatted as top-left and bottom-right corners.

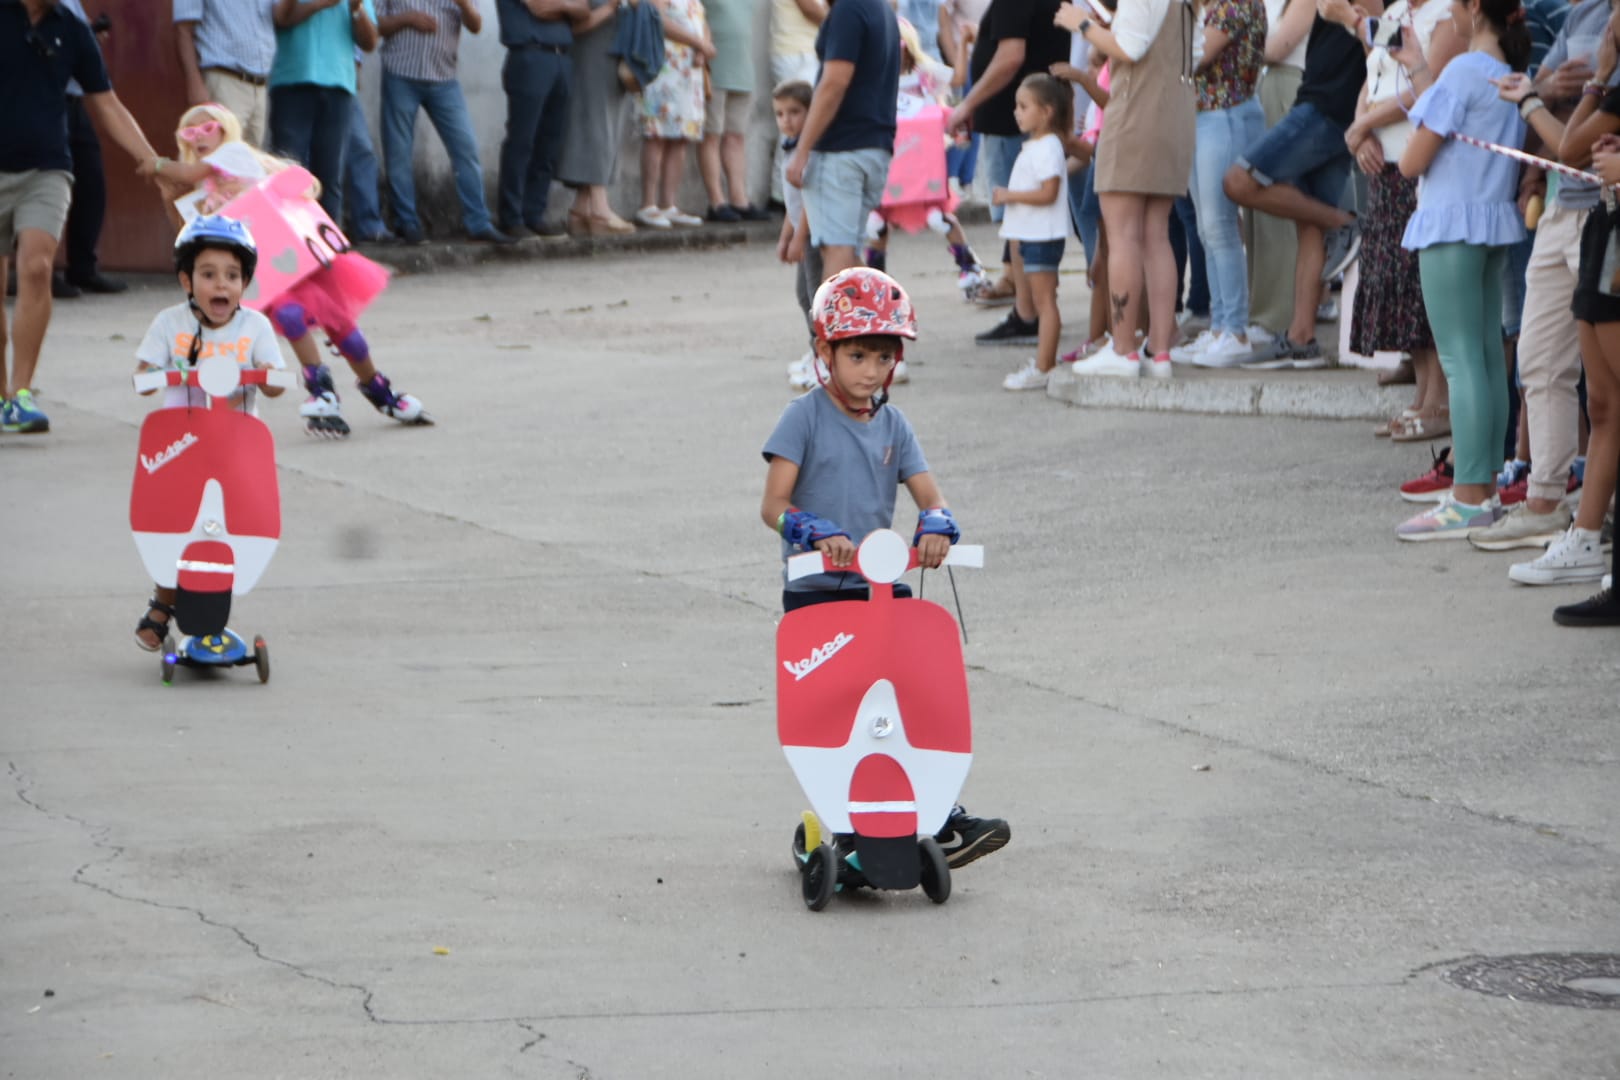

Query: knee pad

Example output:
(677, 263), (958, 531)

(925, 208), (951, 236)
(333, 327), (370, 365)
(272, 302), (311, 341)
(865, 211), (886, 243)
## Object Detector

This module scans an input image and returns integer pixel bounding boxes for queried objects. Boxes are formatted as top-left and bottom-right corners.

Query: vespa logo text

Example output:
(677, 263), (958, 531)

(784, 632), (855, 681)
(141, 432), (199, 475)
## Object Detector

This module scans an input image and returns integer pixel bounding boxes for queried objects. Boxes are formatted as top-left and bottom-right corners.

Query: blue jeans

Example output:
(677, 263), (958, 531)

(269, 83), (353, 223)
(344, 96), (388, 239)
(982, 133), (1022, 224)
(498, 47), (571, 229)
(946, 132), (980, 187)
(1191, 97), (1266, 333)
(1236, 100), (1352, 209)
(1171, 197), (1209, 317)
(1069, 161), (1100, 267)
(381, 71), (493, 235)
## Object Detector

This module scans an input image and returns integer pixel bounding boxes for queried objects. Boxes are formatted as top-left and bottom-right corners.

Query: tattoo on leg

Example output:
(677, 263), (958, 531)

(1110, 291), (1129, 332)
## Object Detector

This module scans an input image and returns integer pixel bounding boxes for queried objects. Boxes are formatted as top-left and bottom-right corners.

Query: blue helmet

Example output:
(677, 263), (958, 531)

(174, 214), (258, 284)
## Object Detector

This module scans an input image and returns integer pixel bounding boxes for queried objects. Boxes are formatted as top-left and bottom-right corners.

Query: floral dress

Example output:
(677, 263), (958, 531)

(640, 0), (707, 140)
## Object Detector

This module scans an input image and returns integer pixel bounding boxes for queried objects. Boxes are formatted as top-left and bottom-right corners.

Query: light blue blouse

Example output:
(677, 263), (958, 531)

(1401, 52), (1528, 251)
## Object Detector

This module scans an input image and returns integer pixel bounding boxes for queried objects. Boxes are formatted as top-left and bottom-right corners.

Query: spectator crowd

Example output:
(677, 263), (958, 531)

(3, 0), (1615, 627)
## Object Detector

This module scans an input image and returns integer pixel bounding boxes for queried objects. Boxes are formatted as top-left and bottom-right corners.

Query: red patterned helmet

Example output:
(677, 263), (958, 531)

(811, 267), (919, 345)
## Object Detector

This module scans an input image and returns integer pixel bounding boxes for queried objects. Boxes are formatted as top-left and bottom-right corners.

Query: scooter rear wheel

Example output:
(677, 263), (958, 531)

(802, 843), (838, 911)
(160, 654), (177, 686)
(918, 836), (951, 904)
(253, 637), (270, 684)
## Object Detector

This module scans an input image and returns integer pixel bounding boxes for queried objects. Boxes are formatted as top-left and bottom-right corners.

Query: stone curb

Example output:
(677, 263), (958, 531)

(360, 219), (777, 275)
(359, 202), (995, 276)
(1045, 363), (1413, 421)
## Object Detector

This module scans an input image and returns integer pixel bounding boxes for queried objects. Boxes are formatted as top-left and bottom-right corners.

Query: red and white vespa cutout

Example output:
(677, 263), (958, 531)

(130, 353), (295, 684)
(777, 529), (983, 909)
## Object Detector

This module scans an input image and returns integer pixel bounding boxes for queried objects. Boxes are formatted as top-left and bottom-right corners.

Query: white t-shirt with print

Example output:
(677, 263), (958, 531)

(1000, 133), (1071, 241)
(135, 302), (285, 414)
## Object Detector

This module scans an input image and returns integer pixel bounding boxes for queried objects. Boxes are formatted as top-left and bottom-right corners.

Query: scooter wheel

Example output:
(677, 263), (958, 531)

(160, 654), (177, 686)
(802, 843), (838, 911)
(918, 836), (951, 904)
(793, 821), (807, 864)
(253, 637), (270, 684)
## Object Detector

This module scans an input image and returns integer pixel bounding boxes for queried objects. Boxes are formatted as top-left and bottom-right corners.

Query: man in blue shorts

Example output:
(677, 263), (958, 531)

(784, 0), (901, 279)
(1224, 13), (1365, 367)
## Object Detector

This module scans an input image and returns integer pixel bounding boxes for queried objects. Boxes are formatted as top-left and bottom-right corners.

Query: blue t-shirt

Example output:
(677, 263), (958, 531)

(494, 0), (573, 47)
(762, 387), (929, 592)
(814, 0), (901, 154)
(270, 0), (376, 91)
(1, 0), (110, 172)
(1402, 52), (1526, 252)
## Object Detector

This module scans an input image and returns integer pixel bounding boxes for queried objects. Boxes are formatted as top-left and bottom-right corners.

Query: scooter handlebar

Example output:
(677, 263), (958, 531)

(133, 368), (298, 394)
(786, 542), (985, 583)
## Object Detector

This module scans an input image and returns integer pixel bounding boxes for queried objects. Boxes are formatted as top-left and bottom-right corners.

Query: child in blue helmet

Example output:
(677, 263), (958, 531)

(132, 215), (285, 651)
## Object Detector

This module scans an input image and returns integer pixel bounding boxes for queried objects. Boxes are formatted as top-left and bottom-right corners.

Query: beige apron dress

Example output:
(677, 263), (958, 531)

(1094, 0), (1196, 196)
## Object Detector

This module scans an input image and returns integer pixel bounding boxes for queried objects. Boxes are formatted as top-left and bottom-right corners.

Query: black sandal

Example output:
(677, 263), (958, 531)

(135, 597), (175, 652)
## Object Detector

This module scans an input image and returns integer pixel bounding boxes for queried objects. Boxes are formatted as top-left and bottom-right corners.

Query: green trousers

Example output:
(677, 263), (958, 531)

(1418, 242), (1510, 487)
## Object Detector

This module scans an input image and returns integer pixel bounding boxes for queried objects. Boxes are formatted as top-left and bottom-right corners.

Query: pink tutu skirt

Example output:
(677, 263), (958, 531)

(268, 251), (390, 336)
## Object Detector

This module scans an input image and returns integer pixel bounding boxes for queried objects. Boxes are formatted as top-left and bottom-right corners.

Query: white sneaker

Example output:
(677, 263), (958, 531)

(891, 359), (910, 384)
(1193, 332), (1255, 368)
(635, 205), (671, 229)
(1002, 358), (1050, 391)
(1508, 525), (1608, 585)
(789, 353), (827, 391)
(661, 206), (703, 227)
(786, 350), (814, 377)
(1070, 343), (1140, 377)
(1145, 351), (1173, 379)
(1170, 330), (1216, 365)
(1246, 324), (1276, 347)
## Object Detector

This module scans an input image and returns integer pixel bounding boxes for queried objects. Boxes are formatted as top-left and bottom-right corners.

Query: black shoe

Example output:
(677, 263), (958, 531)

(468, 226), (517, 245)
(354, 229), (399, 245)
(934, 807), (1010, 868)
(497, 220), (532, 239)
(51, 272), (81, 299)
(975, 312), (1038, 346)
(732, 203), (771, 222)
(527, 220), (568, 239)
(1553, 587), (1620, 627)
(707, 204), (741, 223)
(398, 227), (428, 246)
(67, 271), (127, 294)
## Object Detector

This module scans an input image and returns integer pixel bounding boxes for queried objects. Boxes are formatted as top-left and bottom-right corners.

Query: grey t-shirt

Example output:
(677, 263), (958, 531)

(762, 386), (930, 593)
(1539, 0), (1620, 212)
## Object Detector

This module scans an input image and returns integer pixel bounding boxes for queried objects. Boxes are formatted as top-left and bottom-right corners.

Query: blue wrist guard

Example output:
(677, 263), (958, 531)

(914, 507), (960, 545)
(780, 507), (850, 550)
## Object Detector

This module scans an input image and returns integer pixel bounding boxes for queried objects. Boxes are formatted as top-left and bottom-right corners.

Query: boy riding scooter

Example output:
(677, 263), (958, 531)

(760, 267), (1010, 869)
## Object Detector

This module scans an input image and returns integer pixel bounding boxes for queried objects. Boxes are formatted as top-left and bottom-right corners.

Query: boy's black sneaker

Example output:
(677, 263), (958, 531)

(934, 806), (1010, 868)
(1553, 587), (1620, 627)
(975, 313), (1038, 347)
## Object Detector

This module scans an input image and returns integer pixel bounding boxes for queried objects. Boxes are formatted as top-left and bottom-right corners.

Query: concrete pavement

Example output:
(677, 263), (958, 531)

(2, 231), (1616, 1079)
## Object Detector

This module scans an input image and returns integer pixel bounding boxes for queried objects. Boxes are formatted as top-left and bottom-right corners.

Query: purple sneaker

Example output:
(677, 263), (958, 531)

(1396, 494), (1502, 542)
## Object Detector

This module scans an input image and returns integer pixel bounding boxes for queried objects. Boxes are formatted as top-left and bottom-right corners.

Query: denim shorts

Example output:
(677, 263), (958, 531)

(1235, 101), (1352, 209)
(1015, 237), (1065, 273)
(802, 147), (892, 248)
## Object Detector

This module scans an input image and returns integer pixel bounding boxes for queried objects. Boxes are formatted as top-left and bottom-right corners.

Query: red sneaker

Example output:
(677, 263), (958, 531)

(1500, 474), (1528, 506)
(1400, 447), (1454, 503)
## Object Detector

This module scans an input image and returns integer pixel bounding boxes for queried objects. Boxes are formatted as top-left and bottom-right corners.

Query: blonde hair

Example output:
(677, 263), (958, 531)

(174, 103), (315, 192)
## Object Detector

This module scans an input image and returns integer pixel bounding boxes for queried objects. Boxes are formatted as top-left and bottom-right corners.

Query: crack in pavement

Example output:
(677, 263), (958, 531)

(7, 761), (569, 1068)
(965, 669), (1616, 859)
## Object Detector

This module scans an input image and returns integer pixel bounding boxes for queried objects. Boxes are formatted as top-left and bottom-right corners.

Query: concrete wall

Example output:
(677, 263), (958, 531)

(358, 0), (782, 232)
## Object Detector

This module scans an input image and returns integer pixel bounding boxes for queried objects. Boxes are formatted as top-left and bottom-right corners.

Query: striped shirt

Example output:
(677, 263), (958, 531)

(378, 0), (466, 82)
(172, 0), (278, 79)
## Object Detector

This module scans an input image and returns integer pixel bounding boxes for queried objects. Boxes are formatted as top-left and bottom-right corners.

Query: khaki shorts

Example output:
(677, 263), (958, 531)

(704, 89), (752, 136)
(0, 169), (73, 255)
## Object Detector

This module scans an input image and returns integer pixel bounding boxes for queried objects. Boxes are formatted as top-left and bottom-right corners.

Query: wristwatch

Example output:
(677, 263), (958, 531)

(1079, 16), (1092, 34)
(1519, 94), (1546, 120)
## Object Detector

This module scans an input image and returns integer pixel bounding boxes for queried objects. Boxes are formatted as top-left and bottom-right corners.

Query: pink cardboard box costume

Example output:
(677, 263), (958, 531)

(880, 105), (959, 234)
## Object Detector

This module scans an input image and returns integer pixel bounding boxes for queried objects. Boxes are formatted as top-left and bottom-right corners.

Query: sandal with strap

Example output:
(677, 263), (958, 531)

(1390, 409), (1452, 443)
(1375, 408), (1419, 438)
(135, 597), (175, 653)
